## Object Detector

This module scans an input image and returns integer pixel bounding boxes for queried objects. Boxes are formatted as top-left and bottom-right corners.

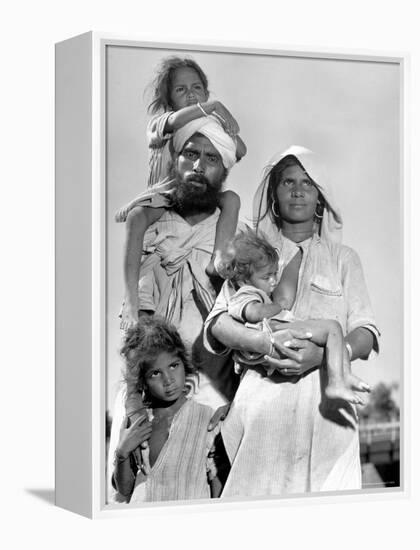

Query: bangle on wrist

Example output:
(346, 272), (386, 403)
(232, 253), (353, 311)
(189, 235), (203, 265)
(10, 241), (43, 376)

(197, 102), (208, 117)
(114, 450), (129, 464)
(262, 318), (275, 357)
(345, 342), (353, 361)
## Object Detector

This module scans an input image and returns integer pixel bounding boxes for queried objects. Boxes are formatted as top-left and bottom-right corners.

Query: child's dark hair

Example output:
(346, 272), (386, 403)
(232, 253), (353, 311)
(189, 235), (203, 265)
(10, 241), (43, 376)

(218, 230), (279, 285)
(147, 56), (209, 114)
(120, 316), (197, 403)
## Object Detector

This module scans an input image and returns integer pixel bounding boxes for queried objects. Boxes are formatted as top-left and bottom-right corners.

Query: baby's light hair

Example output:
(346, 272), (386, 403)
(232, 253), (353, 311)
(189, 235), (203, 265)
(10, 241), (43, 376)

(218, 230), (279, 285)
(147, 56), (209, 115)
(120, 316), (198, 403)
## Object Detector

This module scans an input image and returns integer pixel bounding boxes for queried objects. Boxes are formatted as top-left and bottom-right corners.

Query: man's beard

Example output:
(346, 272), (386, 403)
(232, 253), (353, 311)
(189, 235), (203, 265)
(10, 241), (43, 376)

(171, 172), (224, 218)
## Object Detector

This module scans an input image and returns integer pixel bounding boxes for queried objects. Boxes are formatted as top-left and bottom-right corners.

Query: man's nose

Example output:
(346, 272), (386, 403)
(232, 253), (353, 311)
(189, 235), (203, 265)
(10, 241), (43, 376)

(193, 156), (204, 172)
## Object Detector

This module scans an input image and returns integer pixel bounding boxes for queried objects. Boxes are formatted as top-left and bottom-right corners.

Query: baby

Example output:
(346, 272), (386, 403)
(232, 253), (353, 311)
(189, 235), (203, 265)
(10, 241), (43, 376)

(218, 231), (370, 404)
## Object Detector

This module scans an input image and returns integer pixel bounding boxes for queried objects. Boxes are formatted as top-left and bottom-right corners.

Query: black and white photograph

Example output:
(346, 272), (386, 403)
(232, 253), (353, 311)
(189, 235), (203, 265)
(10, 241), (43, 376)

(6, 0), (420, 547)
(104, 42), (402, 507)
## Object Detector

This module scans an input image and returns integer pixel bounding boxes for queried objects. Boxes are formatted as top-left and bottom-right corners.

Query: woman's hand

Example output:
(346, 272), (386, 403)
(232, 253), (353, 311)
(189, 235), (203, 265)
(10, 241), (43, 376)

(116, 414), (152, 459)
(265, 329), (324, 377)
(207, 403), (231, 431)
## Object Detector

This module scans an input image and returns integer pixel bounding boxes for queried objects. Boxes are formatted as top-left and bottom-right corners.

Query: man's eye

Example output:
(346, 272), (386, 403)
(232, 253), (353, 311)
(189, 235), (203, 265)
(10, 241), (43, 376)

(185, 151), (197, 159)
(207, 156), (218, 164)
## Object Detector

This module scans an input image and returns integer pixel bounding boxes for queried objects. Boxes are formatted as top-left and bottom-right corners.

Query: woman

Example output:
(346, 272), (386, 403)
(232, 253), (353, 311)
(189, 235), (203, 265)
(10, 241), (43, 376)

(204, 145), (379, 497)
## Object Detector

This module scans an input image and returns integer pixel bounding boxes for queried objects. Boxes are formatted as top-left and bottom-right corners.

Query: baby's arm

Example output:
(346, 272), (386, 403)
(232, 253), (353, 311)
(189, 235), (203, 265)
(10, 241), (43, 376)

(244, 301), (287, 324)
(121, 206), (164, 331)
(207, 191), (240, 277)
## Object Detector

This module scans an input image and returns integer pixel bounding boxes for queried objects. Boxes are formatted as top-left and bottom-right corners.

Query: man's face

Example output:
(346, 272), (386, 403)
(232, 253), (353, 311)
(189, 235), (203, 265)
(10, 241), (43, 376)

(172, 134), (227, 216)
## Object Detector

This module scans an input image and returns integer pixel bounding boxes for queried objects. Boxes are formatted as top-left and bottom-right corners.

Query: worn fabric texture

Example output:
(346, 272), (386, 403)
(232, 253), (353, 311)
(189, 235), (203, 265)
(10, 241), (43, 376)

(203, 147), (379, 497)
(129, 400), (216, 503)
(146, 111), (174, 188)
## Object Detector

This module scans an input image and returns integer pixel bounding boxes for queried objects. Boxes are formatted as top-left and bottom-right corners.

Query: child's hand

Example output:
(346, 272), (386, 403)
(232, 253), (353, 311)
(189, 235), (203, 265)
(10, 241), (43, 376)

(210, 101), (240, 137)
(117, 414), (153, 459)
(208, 403), (231, 431)
(120, 302), (139, 331)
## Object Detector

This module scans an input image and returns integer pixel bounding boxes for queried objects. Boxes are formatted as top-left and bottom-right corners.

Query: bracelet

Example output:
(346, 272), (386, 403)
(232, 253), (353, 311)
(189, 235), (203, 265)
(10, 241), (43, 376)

(262, 318), (275, 357)
(345, 342), (353, 361)
(197, 102), (208, 117)
(114, 450), (129, 464)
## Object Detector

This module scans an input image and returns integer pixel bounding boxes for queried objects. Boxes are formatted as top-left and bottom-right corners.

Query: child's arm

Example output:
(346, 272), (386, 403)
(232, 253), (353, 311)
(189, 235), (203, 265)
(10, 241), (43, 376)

(121, 206), (164, 331)
(207, 190), (240, 277)
(235, 135), (247, 161)
(113, 414), (152, 498)
(244, 301), (288, 324)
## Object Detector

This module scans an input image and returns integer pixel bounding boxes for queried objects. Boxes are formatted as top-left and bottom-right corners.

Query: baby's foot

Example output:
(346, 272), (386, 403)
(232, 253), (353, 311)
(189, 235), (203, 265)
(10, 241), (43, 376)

(345, 372), (371, 394)
(325, 382), (366, 406)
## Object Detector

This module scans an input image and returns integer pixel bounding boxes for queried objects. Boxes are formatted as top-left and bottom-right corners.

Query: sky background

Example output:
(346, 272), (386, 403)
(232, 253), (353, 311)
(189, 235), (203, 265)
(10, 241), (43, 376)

(106, 44), (402, 410)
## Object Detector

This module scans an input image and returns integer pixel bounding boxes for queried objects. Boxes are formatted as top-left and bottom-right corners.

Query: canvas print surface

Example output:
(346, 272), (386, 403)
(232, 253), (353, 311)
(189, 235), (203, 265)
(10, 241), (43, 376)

(105, 43), (401, 506)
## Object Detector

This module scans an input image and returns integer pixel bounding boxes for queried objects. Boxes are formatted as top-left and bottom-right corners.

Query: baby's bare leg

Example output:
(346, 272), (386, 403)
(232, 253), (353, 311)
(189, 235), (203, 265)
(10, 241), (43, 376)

(287, 319), (368, 405)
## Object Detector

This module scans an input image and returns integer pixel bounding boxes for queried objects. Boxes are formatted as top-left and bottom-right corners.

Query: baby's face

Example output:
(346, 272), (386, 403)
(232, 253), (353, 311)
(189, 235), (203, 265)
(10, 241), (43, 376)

(247, 263), (278, 296)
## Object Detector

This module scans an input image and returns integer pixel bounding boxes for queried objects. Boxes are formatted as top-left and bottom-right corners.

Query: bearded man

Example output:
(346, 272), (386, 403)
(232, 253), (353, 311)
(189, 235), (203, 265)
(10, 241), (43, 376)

(108, 119), (241, 500)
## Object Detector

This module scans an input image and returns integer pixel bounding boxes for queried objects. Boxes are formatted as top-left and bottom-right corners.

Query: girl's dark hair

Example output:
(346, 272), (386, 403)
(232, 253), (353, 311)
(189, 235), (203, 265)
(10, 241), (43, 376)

(147, 56), (209, 114)
(218, 230), (278, 284)
(120, 316), (197, 403)
(261, 154), (325, 230)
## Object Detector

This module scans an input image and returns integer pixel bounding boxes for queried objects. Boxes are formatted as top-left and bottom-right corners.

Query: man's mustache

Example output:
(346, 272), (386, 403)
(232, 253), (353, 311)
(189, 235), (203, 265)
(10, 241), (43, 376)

(185, 174), (210, 186)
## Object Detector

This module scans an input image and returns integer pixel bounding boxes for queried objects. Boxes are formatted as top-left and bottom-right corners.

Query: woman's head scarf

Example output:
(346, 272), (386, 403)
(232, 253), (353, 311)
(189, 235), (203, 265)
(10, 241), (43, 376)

(253, 145), (343, 244)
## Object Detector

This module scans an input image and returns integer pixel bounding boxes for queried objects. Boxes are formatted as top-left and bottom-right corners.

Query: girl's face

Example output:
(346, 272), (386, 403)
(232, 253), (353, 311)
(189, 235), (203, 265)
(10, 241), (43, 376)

(275, 164), (319, 224)
(170, 67), (208, 111)
(246, 262), (278, 296)
(144, 351), (186, 403)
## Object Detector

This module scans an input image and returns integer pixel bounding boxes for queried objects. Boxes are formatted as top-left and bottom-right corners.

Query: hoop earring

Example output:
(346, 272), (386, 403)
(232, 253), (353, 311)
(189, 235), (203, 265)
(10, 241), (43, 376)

(314, 201), (324, 221)
(271, 201), (280, 218)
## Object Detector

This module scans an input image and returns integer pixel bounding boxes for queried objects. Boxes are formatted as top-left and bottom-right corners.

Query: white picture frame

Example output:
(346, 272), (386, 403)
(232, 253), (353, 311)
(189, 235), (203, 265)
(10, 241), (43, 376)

(55, 31), (408, 518)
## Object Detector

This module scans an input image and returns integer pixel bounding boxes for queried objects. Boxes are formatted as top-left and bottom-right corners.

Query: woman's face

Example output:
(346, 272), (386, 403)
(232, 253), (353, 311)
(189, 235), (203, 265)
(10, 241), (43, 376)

(275, 164), (319, 224)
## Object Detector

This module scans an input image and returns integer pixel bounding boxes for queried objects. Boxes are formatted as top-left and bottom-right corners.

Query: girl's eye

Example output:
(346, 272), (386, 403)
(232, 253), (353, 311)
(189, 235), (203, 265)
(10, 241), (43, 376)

(169, 362), (180, 370)
(280, 179), (294, 186)
(302, 179), (313, 187)
(174, 86), (185, 94)
(149, 370), (161, 378)
(194, 84), (204, 91)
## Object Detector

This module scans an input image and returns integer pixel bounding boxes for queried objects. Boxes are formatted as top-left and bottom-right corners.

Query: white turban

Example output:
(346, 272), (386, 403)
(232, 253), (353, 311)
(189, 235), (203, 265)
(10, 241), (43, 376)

(253, 145), (343, 244)
(172, 115), (237, 170)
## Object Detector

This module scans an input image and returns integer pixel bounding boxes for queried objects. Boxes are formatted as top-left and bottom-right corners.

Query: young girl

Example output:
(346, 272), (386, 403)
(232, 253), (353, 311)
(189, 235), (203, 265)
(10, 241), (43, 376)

(217, 231), (370, 405)
(117, 57), (247, 330)
(113, 316), (222, 503)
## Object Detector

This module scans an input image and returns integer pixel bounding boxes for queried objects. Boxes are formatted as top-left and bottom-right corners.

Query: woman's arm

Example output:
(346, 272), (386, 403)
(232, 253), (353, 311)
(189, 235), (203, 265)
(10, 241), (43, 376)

(210, 312), (272, 356)
(345, 327), (375, 361)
